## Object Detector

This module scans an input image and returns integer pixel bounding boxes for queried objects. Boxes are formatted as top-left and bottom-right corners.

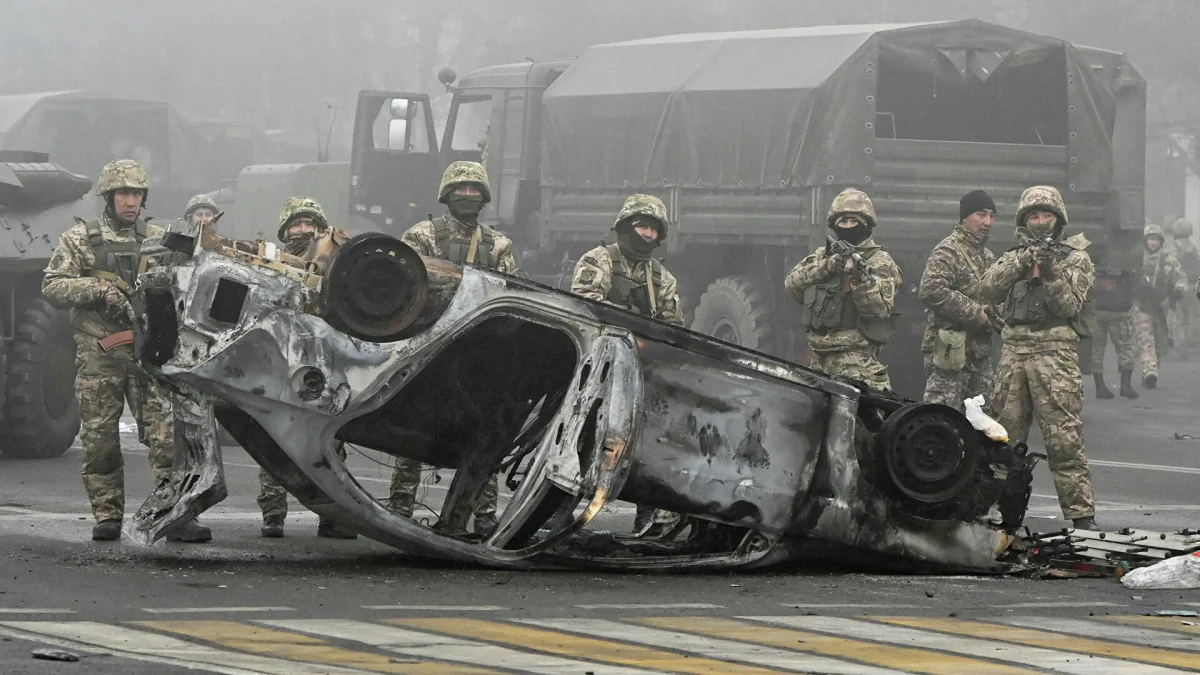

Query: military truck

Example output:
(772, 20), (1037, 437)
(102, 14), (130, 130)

(349, 20), (1146, 397)
(0, 151), (90, 458)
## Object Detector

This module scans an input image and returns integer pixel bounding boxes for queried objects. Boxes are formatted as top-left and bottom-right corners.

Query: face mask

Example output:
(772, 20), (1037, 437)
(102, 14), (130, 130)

(447, 194), (485, 220)
(285, 233), (313, 256)
(617, 228), (657, 261)
(835, 222), (870, 245)
(1025, 217), (1056, 237)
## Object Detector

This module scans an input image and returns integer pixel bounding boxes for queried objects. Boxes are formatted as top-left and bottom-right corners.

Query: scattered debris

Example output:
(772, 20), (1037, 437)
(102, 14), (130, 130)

(1153, 610), (1200, 617)
(31, 648), (79, 662)
(1026, 527), (1200, 580)
(1172, 433), (1198, 441)
(1122, 552), (1200, 590)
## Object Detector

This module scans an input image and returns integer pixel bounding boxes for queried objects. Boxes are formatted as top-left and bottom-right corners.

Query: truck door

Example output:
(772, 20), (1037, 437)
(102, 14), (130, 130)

(350, 90), (440, 232)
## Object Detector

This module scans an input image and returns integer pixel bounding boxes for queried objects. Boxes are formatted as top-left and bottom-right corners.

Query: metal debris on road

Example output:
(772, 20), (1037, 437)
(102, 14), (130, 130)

(31, 647), (80, 662)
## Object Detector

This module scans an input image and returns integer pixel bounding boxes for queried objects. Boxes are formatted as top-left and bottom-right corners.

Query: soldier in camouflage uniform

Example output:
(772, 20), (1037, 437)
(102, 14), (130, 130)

(918, 190), (998, 412)
(979, 186), (1098, 530)
(183, 194), (219, 228)
(572, 194), (684, 535)
(1169, 219), (1200, 359)
(1131, 223), (1188, 388)
(258, 197), (357, 539)
(42, 159), (211, 542)
(785, 188), (903, 391)
(389, 162), (518, 538)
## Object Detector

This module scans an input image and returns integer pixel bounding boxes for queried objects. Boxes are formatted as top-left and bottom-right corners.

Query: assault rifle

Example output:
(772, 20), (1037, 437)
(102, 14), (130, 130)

(1030, 235), (1070, 279)
(826, 235), (876, 285)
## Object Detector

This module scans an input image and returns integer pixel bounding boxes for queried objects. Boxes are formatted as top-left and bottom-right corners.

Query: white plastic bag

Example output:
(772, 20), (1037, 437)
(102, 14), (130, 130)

(964, 395), (1008, 442)
(1121, 552), (1200, 590)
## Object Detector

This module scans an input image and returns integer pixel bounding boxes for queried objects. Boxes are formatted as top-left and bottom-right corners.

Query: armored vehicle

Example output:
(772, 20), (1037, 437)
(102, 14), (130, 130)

(350, 20), (1145, 397)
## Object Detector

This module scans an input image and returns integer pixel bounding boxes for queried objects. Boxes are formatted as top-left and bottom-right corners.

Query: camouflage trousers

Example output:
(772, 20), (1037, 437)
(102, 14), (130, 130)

(1132, 306), (1167, 377)
(1091, 310), (1137, 373)
(258, 441), (347, 519)
(1169, 294), (1200, 353)
(811, 347), (891, 391)
(388, 458), (497, 519)
(922, 352), (994, 413)
(992, 346), (1095, 520)
(74, 336), (174, 523)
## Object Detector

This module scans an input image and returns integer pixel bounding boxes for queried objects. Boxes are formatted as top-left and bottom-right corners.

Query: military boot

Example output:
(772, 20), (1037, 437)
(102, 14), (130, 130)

(166, 518), (212, 543)
(91, 518), (122, 541)
(1143, 372), (1158, 389)
(1093, 373), (1114, 399)
(317, 518), (358, 539)
(1071, 516), (1099, 531)
(1119, 369), (1139, 399)
(261, 515), (285, 538)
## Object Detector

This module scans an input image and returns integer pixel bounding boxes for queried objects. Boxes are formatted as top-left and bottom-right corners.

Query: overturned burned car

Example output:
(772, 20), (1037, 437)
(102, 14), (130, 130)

(125, 228), (1038, 572)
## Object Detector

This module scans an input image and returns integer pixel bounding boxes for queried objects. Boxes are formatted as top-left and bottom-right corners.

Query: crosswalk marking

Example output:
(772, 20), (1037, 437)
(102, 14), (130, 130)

(636, 616), (1042, 675)
(750, 615), (1194, 675)
(878, 616), (1200, 672)
(999, 616), (1200, 653)
(135, 620), (500, 674)
(518, 618), (907, 675)
(394, 617), (789, 675)
(1107, 615), (1200, 636)
(0, 620), (368, 675)
(264, 618), (663, 675)
(6, 614), (1200, 674)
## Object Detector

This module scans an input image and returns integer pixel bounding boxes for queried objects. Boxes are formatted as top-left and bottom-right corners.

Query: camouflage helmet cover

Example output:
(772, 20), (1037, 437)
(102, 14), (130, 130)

(613, 194), (669, 241)
(1143, 222), (1165, 240)
(184, 193), (218, 218)
(1173, 218), (1193, 238)
(95, 159), (149, 195)
(276, 196), (329, 241)
(1015, 185), (1068, 229)
(827, 188), (877, 228)
(437, 161), (491, 204)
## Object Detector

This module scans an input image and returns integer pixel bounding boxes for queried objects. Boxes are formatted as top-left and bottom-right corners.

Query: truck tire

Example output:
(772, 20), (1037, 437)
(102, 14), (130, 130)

(1, 298), (80, 459)
(690, 276), (774, 352)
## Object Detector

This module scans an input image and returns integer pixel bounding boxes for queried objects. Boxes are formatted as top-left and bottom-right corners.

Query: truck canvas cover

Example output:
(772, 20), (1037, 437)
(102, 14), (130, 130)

(541, 19), (1123, 194)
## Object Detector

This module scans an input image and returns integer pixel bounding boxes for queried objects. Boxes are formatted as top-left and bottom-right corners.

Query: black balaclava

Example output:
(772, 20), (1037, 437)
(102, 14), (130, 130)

(616, 216), (660, 262)
(446, 191), (485, 225)
(832, 216), (871, 246)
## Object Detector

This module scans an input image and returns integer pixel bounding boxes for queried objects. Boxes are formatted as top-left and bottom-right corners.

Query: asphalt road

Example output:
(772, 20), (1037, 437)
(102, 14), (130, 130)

(1, 352), (1199, 673)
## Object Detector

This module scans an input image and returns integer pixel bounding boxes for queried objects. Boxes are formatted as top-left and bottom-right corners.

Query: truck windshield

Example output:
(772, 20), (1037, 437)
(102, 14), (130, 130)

(450, 94), (492, 152)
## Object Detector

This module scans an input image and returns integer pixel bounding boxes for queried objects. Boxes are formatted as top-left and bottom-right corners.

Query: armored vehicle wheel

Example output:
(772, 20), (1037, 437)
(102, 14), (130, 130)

(690, 276), (774, 352)
(1, 298), (80, 459)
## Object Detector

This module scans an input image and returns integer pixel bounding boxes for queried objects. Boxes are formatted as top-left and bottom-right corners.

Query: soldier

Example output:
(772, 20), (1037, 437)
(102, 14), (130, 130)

(183, 194), (219, 228)
(1169, 219), (1200, 359)
(258, 197), (357, 539)
(785, 188), (903, 391)
(388, 161), (518, 538)
(572, 193), (684, 535)
(41, 159), (211, 542)
(1131, 223), (1187, 388)
(918, 189), (998, 412)
(980, 185), (1098, 530)
(1090, 262), (1140, 400)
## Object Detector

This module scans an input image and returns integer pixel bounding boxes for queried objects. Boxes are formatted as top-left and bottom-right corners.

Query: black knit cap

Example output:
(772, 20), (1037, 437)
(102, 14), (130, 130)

(959, 189), (997, 222)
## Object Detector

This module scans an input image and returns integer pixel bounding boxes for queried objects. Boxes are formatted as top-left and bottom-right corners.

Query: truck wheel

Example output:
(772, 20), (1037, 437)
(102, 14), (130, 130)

(1, 298), (80, 459)
(690, 276), (774, 351)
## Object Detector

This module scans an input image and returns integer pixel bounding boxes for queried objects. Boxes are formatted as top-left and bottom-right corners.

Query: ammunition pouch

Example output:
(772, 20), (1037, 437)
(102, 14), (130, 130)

(932, 329), (967, 372)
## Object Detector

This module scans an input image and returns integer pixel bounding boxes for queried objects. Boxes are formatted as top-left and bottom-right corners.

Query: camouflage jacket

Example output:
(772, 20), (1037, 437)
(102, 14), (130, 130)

(571, 244), (683, 325)
(918, 227), (996, 359)
(1138, 248), (1188, 308)
(980, 233), (1094, 353)
(784, 236), (902, 354)
(1174, 238), (1200, 278)
(401, 212), (518, 275)
(42, 214), (165, 340)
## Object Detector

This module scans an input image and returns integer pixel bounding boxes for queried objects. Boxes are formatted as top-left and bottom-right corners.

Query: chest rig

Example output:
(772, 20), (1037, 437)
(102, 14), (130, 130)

(434, 217), (497, 268)
(86, 219), (149, 289)
(605, 244), (663, 317)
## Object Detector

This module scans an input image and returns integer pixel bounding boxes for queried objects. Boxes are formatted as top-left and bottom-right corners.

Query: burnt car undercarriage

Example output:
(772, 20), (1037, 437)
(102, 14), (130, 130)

(124, 229), (1038, 572)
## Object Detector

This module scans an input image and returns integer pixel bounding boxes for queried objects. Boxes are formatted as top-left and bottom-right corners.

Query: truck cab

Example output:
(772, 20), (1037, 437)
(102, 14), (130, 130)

(349, 60), (571, 241)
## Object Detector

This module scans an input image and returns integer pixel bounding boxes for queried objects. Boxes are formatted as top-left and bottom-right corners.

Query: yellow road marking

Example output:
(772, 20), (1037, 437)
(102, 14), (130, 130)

(1105, 616), (1200, 636)
(134, 620), (499, 674)
(878, 617), (1200, 671)
(393, 617), (787, 675)
(637, 616), (1041, 675)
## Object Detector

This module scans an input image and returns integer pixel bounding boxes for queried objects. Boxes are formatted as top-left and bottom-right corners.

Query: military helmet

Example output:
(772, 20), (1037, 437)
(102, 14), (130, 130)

(1173, 218), (1193, 238)
(95, 159), (149, 196)
(276, 196), (329, 241)
(1144, 222), (1165, 240)
(1015, 185), (1068, 229)
(612, 194), (669, 242)
(184, 194), (218, 218)
(827, 188), (877, 229)
(437, 161), (491, 204)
